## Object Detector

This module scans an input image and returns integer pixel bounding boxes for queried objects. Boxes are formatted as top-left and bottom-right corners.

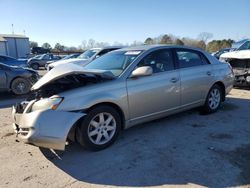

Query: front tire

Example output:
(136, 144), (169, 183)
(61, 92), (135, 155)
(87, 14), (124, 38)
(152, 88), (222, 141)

(31, 63), (39, 70)
(202, 84), (222, 114)
(11, 78), (31, 95)
(76, 105), (121, 151)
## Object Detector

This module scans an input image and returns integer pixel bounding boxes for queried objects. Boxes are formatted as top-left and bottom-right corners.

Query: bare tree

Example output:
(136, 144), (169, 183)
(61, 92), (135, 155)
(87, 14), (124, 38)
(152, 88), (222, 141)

(88, 39), (96, 48)
(198, 32), (213, 43)
(81, 40), (87, 50)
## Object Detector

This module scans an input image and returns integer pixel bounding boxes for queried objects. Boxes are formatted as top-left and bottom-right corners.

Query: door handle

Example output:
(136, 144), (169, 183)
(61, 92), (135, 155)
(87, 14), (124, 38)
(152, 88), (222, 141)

(207, 71), (212, 76)
(170, 77), (178, 83)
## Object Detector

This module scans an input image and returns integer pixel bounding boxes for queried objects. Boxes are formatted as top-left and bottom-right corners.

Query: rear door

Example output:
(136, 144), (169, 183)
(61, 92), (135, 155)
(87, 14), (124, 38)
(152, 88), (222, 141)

(126, 49), (181, 121)
(175, 49), (214, 107)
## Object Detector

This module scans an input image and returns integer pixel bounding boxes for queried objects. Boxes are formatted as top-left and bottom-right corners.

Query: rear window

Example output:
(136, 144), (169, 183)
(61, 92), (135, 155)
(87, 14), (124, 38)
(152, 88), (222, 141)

(176, 50), (209, 68)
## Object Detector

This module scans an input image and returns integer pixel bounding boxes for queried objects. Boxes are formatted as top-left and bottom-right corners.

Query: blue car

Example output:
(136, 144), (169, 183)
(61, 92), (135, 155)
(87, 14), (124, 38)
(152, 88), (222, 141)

(0, 55), (28, 67)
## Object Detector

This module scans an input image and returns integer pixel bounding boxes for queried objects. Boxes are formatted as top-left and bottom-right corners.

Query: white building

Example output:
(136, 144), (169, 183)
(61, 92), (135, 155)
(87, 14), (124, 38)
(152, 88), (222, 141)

(0, 34), (30, 58)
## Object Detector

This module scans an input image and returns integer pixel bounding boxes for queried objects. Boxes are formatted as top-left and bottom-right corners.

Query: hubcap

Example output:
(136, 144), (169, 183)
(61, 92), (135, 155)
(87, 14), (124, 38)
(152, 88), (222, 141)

(208, 88), (221, 110)
(16, 82), (26, 93)
(87, 112), (116, 145)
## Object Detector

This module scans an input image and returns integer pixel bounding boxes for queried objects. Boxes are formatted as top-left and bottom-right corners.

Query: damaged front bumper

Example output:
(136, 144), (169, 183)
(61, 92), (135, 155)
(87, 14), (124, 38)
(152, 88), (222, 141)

(234, 74), (250, 87)
(12, 101), (85, 150)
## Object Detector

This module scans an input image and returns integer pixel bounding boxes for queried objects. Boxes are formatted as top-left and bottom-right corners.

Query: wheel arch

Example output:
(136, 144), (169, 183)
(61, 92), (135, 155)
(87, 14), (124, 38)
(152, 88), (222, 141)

(30, 61), (40, 68)
(9, 76), (25, 89)
(213, 81), (226, 101)
(85, 102), (125, 129)
(67, 102), (126, 142)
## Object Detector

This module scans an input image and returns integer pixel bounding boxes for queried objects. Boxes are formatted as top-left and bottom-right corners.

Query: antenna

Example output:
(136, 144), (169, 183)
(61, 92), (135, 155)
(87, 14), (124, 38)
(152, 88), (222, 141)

(23, 30), (26, 35)
(11, 24), (14, 34)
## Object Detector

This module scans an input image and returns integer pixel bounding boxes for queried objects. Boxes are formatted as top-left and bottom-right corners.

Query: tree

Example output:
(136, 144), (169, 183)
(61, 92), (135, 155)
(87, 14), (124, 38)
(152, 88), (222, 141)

(181, 37), (206, 49)
(131, 40), (143, 46)
(29, 41), (38, 48)
(144, 37), (154, 44)
(206, 39), (234, 53)
(54, 43), (65, 52)
(160, 34), (173, 44)
(174, 39), (184, 45)
(42, 42), (51, 49)
(81, 40), (87, 50)
(88, 39), (96, 48)
(66, 46), (78, 51)
(198, 32), (213, 43)
(113, 41), (123, 46)
(196, 40), (206, 50)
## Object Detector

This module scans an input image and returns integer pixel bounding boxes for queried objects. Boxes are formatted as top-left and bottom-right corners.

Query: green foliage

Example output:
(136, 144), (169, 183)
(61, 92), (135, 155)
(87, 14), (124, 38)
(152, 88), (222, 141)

(54, 43), (65, 52)
(206, 39), (234, 52)
(174, 39), (184, 46)
(42, 42), (51, 49)
(160, 34), (173, 44)
(29, 41), (38, 48)
(144, 37), (154, 44)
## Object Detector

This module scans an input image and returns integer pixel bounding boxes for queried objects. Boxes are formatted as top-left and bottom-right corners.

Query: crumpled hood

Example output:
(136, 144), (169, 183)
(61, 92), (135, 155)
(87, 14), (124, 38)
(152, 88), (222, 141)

(220, 50), (250, 59)
(31, 63), (115, 90)
(49, 58), (88, 67)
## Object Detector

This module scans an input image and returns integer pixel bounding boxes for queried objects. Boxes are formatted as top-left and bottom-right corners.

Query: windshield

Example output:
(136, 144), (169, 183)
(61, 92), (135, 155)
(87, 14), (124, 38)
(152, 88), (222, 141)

(84, 50), (142, 77)
(62, 54), (78, 60)
(33, 55), (42, 59)
(78, 49), (100, 59)
(232, 39), (250, 50)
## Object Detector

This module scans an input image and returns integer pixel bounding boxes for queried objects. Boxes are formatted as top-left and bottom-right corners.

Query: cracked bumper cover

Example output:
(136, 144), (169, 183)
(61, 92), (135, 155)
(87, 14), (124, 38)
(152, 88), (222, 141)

(12, 106), (85, 150)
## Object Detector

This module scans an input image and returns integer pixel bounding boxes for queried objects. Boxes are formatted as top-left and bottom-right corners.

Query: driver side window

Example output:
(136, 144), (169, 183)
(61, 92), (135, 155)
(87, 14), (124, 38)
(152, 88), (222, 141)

(137, 49), (174, 73)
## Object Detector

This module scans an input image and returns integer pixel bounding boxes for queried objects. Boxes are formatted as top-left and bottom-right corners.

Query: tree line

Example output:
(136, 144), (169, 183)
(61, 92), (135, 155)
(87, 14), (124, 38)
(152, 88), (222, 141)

(29, 32), (235, 53)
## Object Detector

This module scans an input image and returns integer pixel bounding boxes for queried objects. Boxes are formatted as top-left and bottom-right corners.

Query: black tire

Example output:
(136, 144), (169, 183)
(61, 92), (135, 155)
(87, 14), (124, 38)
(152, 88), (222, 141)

(76, 105), (121, 151)
(11, 78), (31, 95)
(31, 63), (39, 70)
(202, 84), (223, 114)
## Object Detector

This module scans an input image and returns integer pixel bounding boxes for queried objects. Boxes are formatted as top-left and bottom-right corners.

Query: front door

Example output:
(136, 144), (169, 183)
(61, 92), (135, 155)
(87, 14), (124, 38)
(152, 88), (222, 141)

(126, 49), (181, 122)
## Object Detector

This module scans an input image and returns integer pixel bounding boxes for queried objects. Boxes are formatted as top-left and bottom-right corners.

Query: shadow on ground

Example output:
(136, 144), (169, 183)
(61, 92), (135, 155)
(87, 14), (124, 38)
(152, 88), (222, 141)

(40, 97), (250, 187)
(0, 92), (27, 108)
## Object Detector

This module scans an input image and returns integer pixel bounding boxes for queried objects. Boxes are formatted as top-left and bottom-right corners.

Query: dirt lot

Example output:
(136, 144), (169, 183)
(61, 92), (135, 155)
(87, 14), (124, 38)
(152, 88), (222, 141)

(0, 88), (250, 187)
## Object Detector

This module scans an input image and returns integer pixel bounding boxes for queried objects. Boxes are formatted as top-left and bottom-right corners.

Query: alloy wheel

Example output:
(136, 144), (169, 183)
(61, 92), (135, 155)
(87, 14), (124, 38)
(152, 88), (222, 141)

(208, 88), (221, 110)
(87, 112), (116, 145)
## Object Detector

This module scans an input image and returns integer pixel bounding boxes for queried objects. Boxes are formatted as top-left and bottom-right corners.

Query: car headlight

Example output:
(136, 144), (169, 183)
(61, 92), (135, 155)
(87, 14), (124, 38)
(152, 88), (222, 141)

(31, 97), (63, 111)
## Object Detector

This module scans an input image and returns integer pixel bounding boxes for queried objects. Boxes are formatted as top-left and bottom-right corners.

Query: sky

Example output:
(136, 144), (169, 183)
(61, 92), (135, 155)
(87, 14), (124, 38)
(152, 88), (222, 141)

(0, 0), (249, 47)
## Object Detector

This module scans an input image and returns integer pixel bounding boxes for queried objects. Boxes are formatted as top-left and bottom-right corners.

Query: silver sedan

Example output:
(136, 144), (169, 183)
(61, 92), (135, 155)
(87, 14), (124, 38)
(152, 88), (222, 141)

(12, 45), (234, 151)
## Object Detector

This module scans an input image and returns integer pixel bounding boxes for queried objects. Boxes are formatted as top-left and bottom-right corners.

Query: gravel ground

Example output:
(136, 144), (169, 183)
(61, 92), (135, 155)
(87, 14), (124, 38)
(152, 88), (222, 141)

(0, 88), (250, 187)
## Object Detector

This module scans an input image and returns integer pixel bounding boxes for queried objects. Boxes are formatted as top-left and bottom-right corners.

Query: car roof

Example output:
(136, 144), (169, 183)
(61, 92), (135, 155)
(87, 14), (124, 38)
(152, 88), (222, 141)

(115, 44), (205, 52)
(90, 46), (125, 51)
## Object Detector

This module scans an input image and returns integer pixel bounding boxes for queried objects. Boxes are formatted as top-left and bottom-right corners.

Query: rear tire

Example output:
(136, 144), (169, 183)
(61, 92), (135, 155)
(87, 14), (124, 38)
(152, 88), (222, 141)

(76, 105), (121, 151)
(202, 84), (222, 114)
(11, 78), (31, 95)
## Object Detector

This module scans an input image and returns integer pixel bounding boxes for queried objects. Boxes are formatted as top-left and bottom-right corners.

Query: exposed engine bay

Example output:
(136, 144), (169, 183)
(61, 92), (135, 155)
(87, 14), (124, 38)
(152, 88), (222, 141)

(228, 59), (250, 87)
(28, 73), (112, 100)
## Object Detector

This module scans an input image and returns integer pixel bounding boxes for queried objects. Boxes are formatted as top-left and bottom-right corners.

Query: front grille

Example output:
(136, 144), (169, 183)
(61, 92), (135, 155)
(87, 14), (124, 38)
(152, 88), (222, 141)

(19, 128), (29, 136)
(15, 102), (29, 113)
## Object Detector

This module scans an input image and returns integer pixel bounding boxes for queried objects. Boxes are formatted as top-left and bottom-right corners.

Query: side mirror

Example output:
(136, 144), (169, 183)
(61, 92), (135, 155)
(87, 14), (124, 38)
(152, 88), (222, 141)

(130, 66), (153, 78)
